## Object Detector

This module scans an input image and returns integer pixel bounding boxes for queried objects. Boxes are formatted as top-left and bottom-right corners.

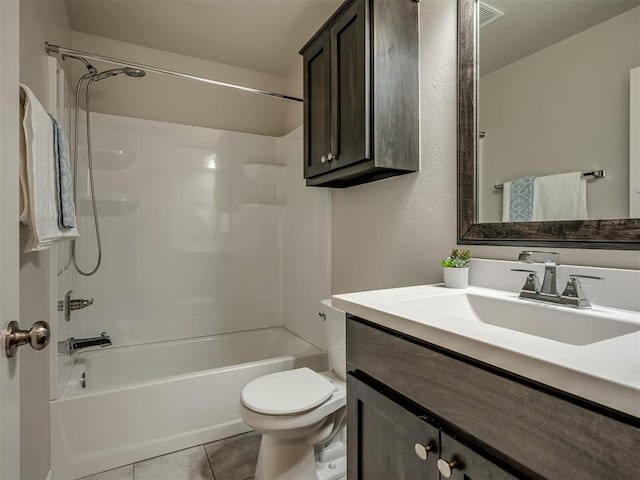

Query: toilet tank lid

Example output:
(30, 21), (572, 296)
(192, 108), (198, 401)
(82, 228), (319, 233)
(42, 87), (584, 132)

(241, 367), (336, 415)
(321, 298), (344, 313)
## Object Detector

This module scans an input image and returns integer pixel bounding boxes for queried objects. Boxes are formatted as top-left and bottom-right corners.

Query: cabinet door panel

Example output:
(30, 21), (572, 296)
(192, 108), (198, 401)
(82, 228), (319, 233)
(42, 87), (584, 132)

(439, 433), (520, 480)
(347, 373), (439, 480)
(330, 0), (370, 169)
(303, 33), (332, 178)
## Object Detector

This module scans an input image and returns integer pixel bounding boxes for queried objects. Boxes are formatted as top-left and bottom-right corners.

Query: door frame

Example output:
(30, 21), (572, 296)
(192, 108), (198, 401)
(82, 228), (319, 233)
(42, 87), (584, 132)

(0, 0), (23, 478)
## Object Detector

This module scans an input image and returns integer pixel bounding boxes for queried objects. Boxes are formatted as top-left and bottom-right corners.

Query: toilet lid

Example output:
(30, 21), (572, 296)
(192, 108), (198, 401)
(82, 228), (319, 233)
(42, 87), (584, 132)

(241, 367), (336, 415)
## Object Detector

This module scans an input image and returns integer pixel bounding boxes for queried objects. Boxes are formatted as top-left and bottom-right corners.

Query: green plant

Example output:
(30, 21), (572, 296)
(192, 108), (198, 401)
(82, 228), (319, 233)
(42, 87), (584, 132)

(440, 249), (471, 268)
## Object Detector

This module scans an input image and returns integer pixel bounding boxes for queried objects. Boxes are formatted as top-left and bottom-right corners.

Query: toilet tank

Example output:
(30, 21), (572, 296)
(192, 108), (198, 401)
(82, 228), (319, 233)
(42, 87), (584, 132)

(320, 299), (346, 380)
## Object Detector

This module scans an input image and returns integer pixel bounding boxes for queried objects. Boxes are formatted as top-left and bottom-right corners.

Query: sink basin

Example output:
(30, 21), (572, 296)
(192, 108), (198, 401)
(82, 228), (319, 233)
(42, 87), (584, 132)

(403, 292), (640, 345)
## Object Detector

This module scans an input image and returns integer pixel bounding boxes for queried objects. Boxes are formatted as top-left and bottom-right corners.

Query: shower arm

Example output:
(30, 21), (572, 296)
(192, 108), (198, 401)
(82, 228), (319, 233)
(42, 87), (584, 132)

(45, 42), (303, 103)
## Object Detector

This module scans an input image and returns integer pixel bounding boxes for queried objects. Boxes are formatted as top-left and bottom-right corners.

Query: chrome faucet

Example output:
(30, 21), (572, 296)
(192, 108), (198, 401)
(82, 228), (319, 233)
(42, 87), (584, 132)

(59, 332), (111, 355)
(512, 251), (604, 309)
(517, 251), (561, 295)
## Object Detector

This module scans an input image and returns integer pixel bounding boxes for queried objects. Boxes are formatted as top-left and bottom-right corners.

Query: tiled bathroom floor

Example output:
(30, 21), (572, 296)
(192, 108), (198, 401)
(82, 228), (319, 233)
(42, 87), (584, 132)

(78, 431), (261, 480)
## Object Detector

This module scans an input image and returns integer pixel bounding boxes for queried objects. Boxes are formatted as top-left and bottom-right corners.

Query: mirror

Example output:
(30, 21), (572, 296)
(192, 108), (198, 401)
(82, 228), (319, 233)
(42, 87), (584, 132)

(457, 0), (640, 249)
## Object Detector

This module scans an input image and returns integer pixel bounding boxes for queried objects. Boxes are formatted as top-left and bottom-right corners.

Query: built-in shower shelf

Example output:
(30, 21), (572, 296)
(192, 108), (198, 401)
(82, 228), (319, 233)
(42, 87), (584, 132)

(78, 148), (137, 170)
(242, 163), (286, 182)
(78, 194), (140, 217)
(240, 202), (285, 208)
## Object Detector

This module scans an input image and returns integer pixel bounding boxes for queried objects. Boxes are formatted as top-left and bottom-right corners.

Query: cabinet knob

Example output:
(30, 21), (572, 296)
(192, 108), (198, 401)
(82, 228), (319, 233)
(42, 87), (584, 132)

(437, 458), (460, 478)
(320, 155), (327, 163)
(414, 442), (435, 461)
(327, 152), (338, 161)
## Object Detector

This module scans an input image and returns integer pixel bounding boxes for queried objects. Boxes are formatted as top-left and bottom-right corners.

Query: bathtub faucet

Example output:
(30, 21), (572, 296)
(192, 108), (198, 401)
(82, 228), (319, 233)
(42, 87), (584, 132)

(59, 332), (112, 355)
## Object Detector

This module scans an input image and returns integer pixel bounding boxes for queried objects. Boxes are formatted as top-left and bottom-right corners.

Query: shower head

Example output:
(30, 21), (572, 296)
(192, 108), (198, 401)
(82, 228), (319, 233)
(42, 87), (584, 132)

(92, 67), (146, 81)
(123, 68), (146, 78)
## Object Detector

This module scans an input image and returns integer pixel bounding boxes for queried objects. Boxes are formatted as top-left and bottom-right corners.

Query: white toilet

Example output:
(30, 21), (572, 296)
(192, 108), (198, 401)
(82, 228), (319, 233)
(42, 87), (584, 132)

(239, 299), (346, 480)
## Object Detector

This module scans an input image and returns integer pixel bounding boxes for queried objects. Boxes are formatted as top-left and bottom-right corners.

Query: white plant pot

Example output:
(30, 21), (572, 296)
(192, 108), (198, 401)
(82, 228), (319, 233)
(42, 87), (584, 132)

(443, 267), (469, 289)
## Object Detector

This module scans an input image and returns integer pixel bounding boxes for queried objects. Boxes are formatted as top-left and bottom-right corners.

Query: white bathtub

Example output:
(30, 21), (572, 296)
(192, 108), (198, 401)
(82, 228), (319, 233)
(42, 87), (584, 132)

(50, 327), (327, 479)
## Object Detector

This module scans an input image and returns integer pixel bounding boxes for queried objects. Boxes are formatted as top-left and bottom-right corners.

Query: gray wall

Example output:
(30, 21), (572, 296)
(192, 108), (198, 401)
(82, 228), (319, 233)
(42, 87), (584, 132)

(70, 32), (292, 137)
(479, 7), (639, 222)
(331, 0), (639, 295)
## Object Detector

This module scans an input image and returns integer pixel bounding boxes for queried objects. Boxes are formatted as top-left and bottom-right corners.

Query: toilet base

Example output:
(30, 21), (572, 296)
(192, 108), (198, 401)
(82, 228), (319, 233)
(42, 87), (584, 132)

(315, 441), (346, 480)
(255, 434), (317, 480)
(254, 425), (346, 480)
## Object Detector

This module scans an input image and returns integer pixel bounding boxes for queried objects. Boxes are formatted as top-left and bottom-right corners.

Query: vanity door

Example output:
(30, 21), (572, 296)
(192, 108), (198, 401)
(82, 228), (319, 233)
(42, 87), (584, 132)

(347, 372), (439, 480)
(438, 433), (520, 480)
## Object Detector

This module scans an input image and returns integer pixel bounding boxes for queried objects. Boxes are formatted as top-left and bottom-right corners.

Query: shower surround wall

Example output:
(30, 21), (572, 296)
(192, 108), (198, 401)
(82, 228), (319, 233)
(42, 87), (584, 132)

(77, 113), (277, 344)
(56, 114), (330, 393)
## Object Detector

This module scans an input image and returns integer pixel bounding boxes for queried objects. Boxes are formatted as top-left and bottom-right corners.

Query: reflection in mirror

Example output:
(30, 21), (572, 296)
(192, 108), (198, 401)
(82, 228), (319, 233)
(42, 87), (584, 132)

(456, 0), (640, 249)
(476, 1), (640, 223)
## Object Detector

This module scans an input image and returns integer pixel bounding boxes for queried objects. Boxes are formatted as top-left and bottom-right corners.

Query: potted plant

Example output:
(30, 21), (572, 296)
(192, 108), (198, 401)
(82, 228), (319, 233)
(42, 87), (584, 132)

(440, 249), (471, 288)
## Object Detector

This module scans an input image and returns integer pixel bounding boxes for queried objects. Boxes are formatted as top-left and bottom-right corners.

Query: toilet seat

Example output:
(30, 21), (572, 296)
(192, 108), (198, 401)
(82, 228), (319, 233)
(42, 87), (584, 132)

(241, 367), (336, 415)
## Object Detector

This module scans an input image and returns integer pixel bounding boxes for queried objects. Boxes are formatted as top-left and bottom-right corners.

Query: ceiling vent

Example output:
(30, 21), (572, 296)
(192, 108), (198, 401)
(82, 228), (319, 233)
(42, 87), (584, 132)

(479, 2), (504, 28)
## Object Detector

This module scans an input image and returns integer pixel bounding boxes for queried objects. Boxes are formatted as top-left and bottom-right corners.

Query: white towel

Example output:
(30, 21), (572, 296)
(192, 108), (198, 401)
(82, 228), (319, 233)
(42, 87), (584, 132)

(532, 172), (588, 221)
(501, 181), (512, 222)
(19, 84), (78, 253)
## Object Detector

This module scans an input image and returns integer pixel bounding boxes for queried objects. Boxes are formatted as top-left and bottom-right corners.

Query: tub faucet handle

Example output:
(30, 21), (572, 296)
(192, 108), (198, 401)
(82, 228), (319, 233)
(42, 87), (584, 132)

(69, 297), (94, 311)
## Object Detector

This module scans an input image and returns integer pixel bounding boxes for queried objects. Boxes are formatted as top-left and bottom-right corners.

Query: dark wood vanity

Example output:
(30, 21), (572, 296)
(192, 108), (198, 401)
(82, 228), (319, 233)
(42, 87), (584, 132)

(299, 0), (419, 188)
(347, 316), (640, 479)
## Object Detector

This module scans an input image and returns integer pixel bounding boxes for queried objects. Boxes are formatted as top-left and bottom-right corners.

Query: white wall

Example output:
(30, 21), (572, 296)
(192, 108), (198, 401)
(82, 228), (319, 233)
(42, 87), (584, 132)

(69, 32), (292, 137)
(331, 0), (640, 296)
(479, 7), (640, 222)
(278, 127), (331, 349)
(70, 113), (286, 347)
(19, 0), (71, 478)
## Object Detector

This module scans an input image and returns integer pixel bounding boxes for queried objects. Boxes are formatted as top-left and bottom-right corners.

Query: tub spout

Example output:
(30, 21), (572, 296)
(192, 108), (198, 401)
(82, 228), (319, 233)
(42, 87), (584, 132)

(59, 332), (111, 355)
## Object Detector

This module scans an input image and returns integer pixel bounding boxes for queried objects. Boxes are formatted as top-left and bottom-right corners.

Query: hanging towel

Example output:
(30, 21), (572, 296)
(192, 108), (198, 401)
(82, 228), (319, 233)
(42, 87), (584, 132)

(19, 84), (78, 253)
(532, 172), (588, 221)
(501, 181), (511, 222)
(502, 175), (536, 222)
(49, 113), (76, 229)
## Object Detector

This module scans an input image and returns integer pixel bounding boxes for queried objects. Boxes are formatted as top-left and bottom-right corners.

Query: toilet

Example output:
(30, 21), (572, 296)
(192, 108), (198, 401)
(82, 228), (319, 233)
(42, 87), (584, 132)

(239, 299), (346, 480)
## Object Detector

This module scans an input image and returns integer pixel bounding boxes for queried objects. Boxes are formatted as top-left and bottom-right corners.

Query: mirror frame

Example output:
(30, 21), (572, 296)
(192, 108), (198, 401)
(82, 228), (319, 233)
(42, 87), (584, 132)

(457, 0), (640, 250)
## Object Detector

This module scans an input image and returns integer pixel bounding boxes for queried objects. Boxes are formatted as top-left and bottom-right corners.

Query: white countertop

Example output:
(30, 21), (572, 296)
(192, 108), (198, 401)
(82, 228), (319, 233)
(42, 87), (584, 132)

(333, 284), (640, 418)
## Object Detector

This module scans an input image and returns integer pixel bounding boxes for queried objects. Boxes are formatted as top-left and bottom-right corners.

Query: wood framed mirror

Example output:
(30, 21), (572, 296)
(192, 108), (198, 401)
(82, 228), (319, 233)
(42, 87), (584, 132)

(457, 0), (640, 250)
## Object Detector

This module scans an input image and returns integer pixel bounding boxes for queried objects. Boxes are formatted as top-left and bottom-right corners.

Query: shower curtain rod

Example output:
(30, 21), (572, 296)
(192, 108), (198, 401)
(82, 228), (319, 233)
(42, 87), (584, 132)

(45, 42), (303, 103)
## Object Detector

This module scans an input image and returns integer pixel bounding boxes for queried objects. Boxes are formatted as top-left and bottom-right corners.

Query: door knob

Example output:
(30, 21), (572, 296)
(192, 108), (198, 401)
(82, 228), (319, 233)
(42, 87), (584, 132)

(4, 320), (51, 358)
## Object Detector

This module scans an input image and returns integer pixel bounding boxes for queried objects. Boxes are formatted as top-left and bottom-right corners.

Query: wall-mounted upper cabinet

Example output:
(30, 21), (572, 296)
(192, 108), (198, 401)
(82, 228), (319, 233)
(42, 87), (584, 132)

(300, 0), (419, 188)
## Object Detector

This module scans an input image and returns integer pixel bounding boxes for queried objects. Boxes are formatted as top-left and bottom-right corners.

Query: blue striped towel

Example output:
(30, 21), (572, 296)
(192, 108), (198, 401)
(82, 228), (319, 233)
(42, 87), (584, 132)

(509, 176), (536, 222)
(49, 114), (76, 229)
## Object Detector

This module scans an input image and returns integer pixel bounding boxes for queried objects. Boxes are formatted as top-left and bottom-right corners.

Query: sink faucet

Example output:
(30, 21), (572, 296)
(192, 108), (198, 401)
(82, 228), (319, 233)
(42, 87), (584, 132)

(517, 250), (561, 295)
(59, 332), (111, 355)
(513, 251), (604, 309)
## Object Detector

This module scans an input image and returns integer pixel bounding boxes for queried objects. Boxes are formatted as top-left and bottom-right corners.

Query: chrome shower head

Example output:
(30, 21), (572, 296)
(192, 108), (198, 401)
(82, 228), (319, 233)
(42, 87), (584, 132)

(93, 67), (146, 81)
(123, 68), (146, 78)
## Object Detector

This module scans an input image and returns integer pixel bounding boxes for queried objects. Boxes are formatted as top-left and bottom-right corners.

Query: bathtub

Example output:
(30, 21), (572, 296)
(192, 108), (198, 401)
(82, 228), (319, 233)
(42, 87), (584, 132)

(50, 327), (327, 480)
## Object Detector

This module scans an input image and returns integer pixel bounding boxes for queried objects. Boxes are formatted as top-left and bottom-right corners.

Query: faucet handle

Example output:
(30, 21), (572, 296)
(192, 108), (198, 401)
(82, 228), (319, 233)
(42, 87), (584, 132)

(561, 275), (604, 306)
(568, 274), (605, 281)
(511, 268), (541, 293)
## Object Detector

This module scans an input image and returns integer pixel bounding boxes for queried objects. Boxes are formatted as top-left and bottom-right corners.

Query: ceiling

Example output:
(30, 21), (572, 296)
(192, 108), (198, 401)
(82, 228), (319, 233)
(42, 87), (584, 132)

(480, 0), (640, 75)
(65, 0), (342, 77)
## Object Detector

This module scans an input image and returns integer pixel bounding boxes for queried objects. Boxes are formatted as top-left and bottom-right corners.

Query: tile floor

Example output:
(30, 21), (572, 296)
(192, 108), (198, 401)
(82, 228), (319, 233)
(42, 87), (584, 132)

(78, 431), (261, 480)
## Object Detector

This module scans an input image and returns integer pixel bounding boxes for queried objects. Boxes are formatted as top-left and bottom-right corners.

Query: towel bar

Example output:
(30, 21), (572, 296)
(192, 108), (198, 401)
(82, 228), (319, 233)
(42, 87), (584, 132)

(494, 170), (605, 191)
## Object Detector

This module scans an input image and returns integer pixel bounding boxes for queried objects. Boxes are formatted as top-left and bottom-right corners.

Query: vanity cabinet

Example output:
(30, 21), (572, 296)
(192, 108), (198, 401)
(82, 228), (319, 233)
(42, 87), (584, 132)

(299, 0), (419, 188)
(347, 317), (640, 480)
(348, 372), (519, 479)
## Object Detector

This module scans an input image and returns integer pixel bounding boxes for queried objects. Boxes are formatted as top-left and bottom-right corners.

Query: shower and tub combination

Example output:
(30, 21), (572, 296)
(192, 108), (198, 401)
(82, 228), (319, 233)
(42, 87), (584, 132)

(46, 44), (331, 479)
